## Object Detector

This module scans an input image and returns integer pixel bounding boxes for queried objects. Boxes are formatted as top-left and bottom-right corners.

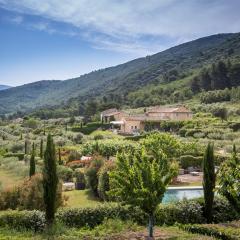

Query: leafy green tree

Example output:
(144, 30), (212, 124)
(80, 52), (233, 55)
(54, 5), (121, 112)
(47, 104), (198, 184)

(218, 145), (240, 212)
(109, 148), (178, 238)
(141, 132), (181, 159)
(29, 143), (36, 177)
(203, 143), (216, 223)
(43, 134), (58, 226)
(212, 107), (228, 121)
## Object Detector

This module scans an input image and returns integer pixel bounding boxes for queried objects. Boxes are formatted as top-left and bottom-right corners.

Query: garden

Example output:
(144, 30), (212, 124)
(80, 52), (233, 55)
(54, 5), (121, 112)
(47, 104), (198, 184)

(0, 112), (239, 239)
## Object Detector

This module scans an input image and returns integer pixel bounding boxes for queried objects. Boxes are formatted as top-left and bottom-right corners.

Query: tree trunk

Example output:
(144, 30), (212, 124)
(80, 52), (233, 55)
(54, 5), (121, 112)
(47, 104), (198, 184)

(148, 214), (154, 238)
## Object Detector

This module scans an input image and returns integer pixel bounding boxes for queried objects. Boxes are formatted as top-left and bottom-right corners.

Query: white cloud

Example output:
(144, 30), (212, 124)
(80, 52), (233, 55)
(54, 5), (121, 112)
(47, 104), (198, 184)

(10, 15), (23, 24)
(1, 0), (240, 55)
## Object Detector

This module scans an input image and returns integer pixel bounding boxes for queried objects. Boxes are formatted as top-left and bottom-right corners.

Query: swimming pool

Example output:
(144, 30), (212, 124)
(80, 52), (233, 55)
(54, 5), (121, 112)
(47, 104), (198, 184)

(162, 186), (203, 203)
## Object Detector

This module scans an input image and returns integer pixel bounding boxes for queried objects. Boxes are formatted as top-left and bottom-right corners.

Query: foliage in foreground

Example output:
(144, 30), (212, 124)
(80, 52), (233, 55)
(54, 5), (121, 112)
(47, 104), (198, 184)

(179, 222), (240, 240)
(218, 145), (240, 213)
(109, 144), (178, 237)
(203, 142), (216, 223)
(0, 197), (238, 233)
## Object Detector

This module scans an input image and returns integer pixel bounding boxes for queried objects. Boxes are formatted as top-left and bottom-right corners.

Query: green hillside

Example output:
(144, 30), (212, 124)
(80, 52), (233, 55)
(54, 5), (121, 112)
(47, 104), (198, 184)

(1, 32), (240, 115)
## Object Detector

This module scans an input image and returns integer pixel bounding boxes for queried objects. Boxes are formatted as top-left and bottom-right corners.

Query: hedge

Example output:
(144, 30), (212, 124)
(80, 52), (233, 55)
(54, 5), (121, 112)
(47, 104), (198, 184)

(156, 197), (239, 226)
(180, 155), (203, 169)
(72, 122), (110, 135)
(56, 204), (146, 228)
(0, 210), (45, 232)
(179, 224), (239, 240)
(3, 153), (25, 161)
(0, 198), (238, 232)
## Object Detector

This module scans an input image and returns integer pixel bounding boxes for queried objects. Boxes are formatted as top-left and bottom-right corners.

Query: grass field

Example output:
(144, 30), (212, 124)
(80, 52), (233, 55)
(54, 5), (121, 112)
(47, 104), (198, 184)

(63, 189), (101, 208)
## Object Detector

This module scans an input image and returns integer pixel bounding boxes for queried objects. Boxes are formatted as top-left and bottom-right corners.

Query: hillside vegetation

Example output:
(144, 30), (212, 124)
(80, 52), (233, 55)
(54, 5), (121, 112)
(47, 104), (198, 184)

(1, 32), (240, 116)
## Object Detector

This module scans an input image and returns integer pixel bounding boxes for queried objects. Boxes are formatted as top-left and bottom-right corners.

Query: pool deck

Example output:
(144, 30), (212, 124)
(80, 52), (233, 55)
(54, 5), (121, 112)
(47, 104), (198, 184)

(168, 186), (203, 190)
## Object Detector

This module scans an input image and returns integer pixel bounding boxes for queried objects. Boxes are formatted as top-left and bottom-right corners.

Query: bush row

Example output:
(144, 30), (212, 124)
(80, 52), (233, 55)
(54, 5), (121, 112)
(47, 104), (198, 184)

(179, 224), (239, 240)
(180, 155), (202, 169)
(0, 197), (238, 231)
(3, 152), (25, 160)
(0, 210), (45, 232)
(72, 122), (110, 135)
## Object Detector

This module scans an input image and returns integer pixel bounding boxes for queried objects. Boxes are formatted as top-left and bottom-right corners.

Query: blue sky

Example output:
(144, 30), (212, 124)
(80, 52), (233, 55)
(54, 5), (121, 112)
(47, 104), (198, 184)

(1, 0), (240, 86)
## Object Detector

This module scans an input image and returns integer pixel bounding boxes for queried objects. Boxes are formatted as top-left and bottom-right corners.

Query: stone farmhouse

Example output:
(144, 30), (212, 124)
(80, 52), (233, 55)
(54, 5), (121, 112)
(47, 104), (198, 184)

(101, 106), (193, 134)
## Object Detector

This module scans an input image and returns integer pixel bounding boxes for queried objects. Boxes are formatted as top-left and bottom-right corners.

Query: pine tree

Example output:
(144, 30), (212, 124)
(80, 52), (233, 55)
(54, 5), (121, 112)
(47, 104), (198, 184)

(203, 143), (216, 223)
(40, 139), (43, 159)
(29, 143), (36, 177)
(43, 134), (58, 226)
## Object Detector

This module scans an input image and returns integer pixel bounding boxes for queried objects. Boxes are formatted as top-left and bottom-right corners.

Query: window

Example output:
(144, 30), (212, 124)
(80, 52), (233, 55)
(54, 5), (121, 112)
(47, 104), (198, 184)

(135, 126), (137, 129)
(131, 126), (133, 129)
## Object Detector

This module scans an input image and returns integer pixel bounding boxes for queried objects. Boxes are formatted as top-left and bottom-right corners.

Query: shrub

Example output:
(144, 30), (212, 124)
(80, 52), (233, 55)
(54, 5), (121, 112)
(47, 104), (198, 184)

(0, 210), (45, 232)
(93, 134), (104, 140)
(56, 203), (146, 228)
(85, 157), (104, 196)
(0, 186), (20, 210)
(229, 122), (240, 131)
(97, 161), (115, 201)
(10, 143), (24, 153)
(155, 197), (239, 226)
(74, 169), (86, 190)
(3, 153), (25, 160)
(72, 122), (110, 135)
(0, 174), (64, 211)
(156, 199), (204, 225)
(57, 165), (74, 182)
(180, 155), (202, 169)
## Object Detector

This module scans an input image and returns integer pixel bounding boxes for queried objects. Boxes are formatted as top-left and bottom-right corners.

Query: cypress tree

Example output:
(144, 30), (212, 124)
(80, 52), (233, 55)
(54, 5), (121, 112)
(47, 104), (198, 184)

(24, 140), (28, 155)
(203, 142), (216, 223)
(40, 139), (43, 159)
(29, 143), (36, 177)
(58, 148), (63, 165)
(43, 134), (58, 226)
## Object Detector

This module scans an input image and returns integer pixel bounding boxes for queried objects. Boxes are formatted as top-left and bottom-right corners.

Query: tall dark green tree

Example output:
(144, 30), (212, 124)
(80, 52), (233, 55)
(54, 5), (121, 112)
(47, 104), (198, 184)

(203, 143), (216, 223)
(40, 139), (43, 159)
(43, 134), (58, 225)
(24, 140), (28, 155)
(29, 143), (36, 177)
(58, 148), (63, 165)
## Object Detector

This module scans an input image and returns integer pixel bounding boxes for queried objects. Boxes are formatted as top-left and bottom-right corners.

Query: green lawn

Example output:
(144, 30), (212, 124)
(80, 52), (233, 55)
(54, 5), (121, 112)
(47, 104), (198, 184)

(63, 189), (101, 208)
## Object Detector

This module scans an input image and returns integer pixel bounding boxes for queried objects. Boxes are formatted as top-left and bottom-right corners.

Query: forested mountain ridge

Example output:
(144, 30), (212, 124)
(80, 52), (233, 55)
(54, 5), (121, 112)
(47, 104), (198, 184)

(0, 85), (11, 91)
(1, 32), (240, 115)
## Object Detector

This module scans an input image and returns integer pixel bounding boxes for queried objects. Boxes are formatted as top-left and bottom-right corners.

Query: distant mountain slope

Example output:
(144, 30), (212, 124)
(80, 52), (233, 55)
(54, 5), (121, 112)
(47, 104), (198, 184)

(1, 32), (240, 115)
(0, 85), (11, 91)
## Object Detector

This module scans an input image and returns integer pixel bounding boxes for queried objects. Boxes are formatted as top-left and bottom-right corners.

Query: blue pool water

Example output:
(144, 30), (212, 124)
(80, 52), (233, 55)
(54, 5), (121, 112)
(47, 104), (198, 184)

(162, 188), (203, 203)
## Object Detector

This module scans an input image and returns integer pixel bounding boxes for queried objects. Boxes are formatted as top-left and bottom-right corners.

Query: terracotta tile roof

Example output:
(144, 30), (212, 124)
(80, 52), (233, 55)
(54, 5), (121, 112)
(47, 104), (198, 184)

(101, 108), (118, 115)
(147, 106), (192, 113)
(125, 114), (169, 122)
